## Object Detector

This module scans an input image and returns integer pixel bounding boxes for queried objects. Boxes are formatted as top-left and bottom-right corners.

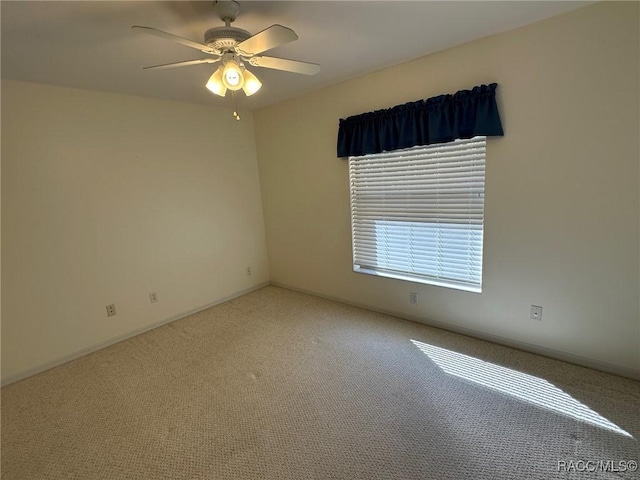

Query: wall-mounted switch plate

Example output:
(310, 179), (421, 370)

(106, 304), (117, 317)
(149, 292), (158, 304)
(410, 292), (418, 305)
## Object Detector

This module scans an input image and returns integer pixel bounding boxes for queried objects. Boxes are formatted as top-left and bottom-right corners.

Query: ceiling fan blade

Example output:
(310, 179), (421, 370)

(249, 56), (320, 75)
(143, 58), (221, 71)
(131, 25), (219, 55)
(235, 24), (298, 56)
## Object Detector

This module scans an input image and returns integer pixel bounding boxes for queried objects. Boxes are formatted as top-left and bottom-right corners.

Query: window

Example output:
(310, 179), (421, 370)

(348, 136), (486, 293)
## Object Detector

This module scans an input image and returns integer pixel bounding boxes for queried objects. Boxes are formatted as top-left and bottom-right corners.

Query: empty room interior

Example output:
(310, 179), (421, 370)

(1, 1), (639, 479)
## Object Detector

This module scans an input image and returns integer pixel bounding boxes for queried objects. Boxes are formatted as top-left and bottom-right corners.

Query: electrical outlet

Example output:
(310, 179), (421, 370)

(149, 292), (158, 304)
(246, 266), (252, 276)
(410, 292), (418, 305)
(530, 305), (543, 321)
(106, 304), (117, 317)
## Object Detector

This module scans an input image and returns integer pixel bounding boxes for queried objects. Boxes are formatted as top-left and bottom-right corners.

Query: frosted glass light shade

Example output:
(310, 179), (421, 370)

(222, 62), (244, 90)
(206, 67), (227, 96)
(242, 69), (262, 96)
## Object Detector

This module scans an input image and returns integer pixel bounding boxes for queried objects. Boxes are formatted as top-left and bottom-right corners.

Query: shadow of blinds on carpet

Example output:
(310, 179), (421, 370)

(410, 339), (632, 438)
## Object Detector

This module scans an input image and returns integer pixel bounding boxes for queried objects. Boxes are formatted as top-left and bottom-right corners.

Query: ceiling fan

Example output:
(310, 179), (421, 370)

(132, 0), (320, 101)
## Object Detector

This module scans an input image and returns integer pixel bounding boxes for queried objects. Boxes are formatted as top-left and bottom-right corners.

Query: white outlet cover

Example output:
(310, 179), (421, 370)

(530, 305), (543, 321)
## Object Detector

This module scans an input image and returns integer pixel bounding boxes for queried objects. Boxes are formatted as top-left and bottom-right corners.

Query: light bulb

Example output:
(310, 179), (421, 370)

(222, 62), (244, 91)
(241, 68), (262, 96)
(205, 67), (227, 96)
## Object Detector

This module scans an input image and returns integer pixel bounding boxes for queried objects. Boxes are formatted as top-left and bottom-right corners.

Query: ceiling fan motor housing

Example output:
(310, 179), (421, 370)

(204, 26), (251, 51)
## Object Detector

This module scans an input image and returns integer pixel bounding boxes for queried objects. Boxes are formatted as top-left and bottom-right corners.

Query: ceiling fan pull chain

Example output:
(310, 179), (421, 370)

(232, 91), (240, 121)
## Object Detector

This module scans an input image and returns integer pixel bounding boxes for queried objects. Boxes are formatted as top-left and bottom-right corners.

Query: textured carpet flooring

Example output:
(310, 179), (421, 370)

(2, 286), (639, 479)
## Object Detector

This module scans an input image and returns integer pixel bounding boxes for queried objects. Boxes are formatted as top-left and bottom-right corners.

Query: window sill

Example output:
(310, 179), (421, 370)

(353, 266), (482, 294)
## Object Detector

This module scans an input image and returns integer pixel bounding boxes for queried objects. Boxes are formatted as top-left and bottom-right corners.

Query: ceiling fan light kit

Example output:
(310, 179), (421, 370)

(133, 0), (319, 111)
(205, 52), (262, 97)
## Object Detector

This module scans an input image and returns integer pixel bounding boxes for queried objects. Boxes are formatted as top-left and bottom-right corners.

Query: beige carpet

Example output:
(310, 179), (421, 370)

(2, 286), (639, 479)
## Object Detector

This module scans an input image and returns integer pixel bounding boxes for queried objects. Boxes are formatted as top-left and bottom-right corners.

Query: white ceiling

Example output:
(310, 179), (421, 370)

(1, 1), (591, 111)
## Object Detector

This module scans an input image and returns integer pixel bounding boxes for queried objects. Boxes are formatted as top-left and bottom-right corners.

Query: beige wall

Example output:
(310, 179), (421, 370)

(254, 2), (640, 375)
(1, 80), (269, 383)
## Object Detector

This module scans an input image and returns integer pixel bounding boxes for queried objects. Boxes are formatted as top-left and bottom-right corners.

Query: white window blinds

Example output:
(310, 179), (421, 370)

(348, 136), (486, 293)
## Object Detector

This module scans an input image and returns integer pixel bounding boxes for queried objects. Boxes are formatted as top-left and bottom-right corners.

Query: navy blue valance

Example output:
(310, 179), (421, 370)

(337, 83), (503, 157)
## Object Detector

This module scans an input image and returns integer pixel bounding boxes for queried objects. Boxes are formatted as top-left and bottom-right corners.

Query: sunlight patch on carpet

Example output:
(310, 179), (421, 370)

(410, 339), (632, 438)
